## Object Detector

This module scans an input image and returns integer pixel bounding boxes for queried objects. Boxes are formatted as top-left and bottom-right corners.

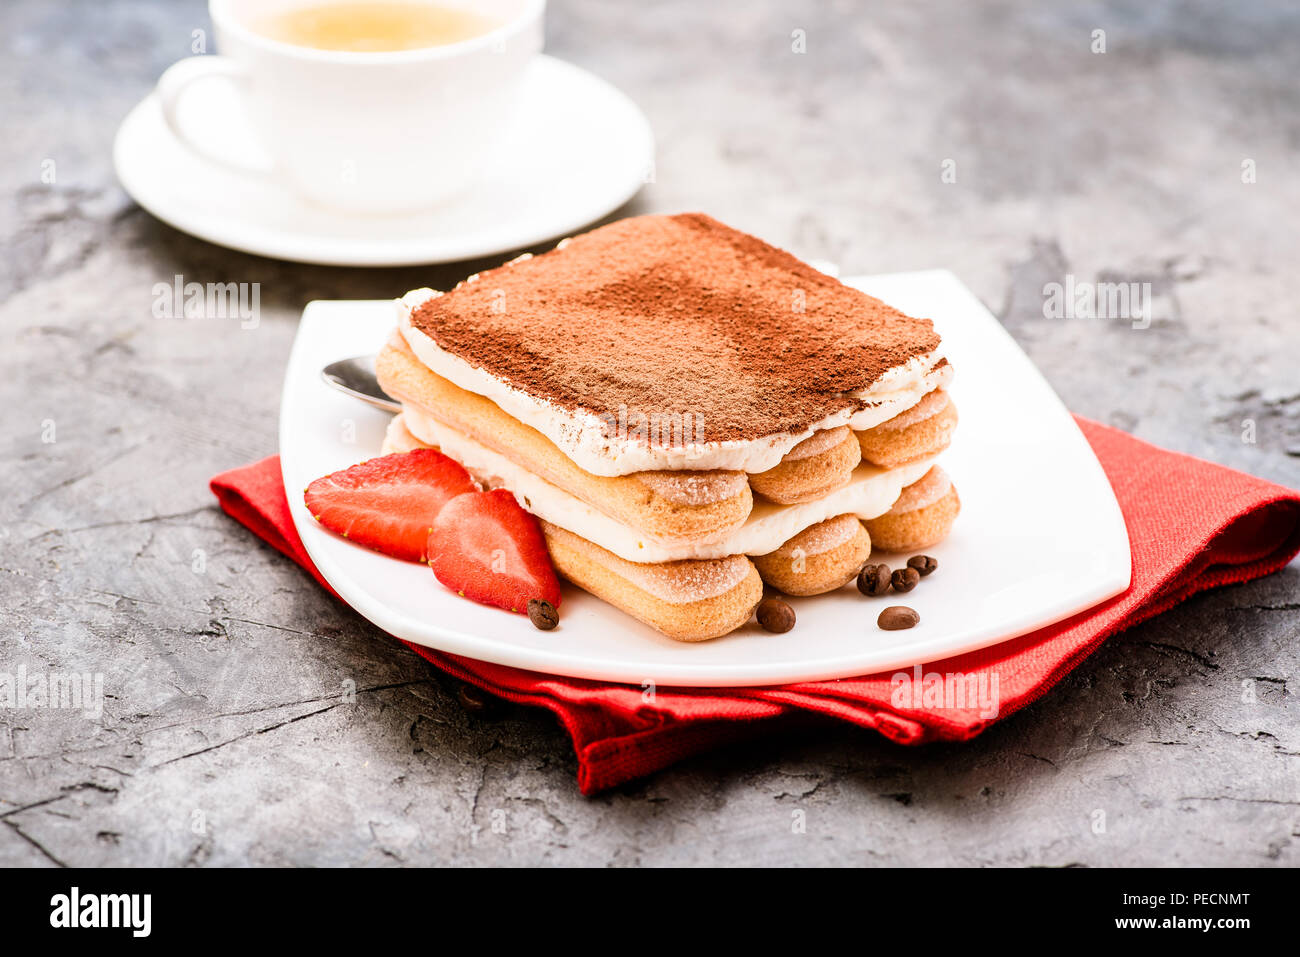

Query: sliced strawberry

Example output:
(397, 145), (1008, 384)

(305, 449), (476, 562)
(428, 488), (561, 614)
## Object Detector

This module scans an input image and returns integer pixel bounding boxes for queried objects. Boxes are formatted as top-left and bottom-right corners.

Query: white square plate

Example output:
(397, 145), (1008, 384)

(280, 270), (1131, 687)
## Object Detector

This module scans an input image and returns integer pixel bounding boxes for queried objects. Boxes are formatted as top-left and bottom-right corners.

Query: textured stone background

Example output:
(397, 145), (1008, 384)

(2, 0), (1297, 866)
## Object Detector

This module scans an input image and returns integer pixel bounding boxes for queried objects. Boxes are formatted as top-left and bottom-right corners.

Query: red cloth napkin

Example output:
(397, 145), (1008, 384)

(211, 418), (1300, 794)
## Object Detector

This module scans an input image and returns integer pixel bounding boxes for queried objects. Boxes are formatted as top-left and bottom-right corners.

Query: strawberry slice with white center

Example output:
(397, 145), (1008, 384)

(304, 449), (476, 562)
(428, 488), (562, 614)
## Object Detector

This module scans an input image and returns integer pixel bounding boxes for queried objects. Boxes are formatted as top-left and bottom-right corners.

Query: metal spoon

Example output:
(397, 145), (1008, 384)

(321, 355), (402, 414)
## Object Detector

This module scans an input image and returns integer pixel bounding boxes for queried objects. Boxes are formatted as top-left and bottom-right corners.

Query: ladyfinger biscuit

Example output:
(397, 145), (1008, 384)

(856, 389), (958, 468)
(751, 514), (872, 596)
(864, 466), (960, 551)
(540, 523), (763, 642)
(749, 426), (862, 505)
(377, 338), (753, 545)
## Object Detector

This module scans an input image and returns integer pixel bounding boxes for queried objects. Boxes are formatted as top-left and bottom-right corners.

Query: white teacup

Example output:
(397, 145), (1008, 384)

(158, 0), (545, 214)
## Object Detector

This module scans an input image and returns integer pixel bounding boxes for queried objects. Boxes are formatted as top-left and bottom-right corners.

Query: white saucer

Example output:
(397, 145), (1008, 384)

(279, 271), (1132, 687)
(113, 55), (654, 266)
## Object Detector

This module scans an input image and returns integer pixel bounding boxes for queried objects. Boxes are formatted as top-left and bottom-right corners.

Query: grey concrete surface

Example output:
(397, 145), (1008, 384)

(2, 0), (1298, 866)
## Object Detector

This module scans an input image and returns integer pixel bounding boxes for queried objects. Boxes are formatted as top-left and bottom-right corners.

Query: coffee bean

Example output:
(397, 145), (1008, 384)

(856, 563), (892, 596)
(756, 597), (795, 633)
(456, 682), (495, 715)
(891, 566), (920, 593)
(527, 598), (559, 630)
(878, 605), (920, 630)
(907, 555), (938, 576)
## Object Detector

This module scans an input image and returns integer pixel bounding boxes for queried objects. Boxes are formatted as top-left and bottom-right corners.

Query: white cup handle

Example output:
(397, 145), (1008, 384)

(157, 56), (275, 177)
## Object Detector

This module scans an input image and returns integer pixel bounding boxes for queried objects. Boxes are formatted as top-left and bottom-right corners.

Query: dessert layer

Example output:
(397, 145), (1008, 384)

(397, 407), (935, 562)
(376, 338), (753, 542)
(397, 212), (952, 476)
(752, 516), (874, 597)
(542, 523), (752, 605)
(748, 426), (862, 505)
(865, 473), (961, 552)
(761, 513), (863, 559)
(380, 333), (748, 504)
(857, 388), (959, 468)
(885, 465), (952, 514)
(541, 523), (765, 642)
(377, 335), (948, 514)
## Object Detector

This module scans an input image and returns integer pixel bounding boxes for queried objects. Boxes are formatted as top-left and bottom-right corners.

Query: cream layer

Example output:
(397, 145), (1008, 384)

(399, 406), (935, 563)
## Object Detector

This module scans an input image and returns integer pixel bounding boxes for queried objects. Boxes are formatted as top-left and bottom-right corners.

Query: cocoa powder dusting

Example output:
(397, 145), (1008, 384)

(409, 213), (941, 444)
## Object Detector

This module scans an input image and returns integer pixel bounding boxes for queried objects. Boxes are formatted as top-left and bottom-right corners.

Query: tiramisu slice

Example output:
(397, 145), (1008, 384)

(366, 213), (961, 640)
